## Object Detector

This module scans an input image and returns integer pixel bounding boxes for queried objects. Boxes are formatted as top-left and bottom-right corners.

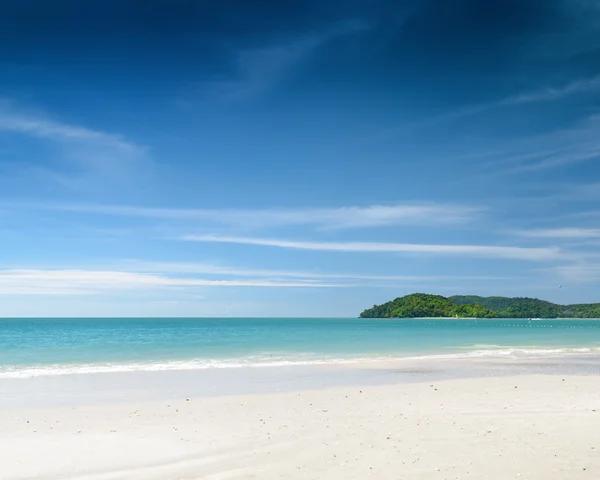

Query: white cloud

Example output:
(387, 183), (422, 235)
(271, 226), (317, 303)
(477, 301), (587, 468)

(0, 102), (143, 154)
(201, 20), (368, 101)
(9, 202), (481, 229)
(0, 101), (146, 188)
(503, 143), (600, 173)
(210, 35), (325, 101)
(549, 263), (600, 283)
(453, 75), (600, 121)
(0, 269), (347, 295)
(468, 115), (600, 174)
(0, 263), (517, 296)
(502, 75), (600, 106)
(449, 75), (600, 121)
(516, 228), (600, 239)
(372, 74), (600, 141)
(182, 235), (561, 261)
(0, 111), (138, 153)
(127, 261), (510, 281)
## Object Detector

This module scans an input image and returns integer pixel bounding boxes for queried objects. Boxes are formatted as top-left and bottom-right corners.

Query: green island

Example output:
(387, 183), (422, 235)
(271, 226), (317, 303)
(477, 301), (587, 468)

(359, 293), (600, 319)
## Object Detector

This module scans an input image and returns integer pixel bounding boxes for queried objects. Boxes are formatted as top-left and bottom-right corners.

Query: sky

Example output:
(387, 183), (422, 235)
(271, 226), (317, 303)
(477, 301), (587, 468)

(1, 0), (600, 316)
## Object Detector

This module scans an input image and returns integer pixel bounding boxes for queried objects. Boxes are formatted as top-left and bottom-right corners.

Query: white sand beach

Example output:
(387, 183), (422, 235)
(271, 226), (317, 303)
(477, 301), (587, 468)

(1, 372), (599, 479)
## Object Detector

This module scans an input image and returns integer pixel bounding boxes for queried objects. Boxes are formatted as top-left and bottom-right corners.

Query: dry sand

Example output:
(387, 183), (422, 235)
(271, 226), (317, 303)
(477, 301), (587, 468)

(1, 374), (600, 479)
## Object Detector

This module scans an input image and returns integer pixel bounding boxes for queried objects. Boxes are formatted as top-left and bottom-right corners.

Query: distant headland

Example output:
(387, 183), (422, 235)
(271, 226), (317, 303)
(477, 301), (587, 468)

(359, 293), (600, 319)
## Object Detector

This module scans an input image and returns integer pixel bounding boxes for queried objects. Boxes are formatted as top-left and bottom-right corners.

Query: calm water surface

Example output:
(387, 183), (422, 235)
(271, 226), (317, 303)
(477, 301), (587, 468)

(2, 317), (600, 377)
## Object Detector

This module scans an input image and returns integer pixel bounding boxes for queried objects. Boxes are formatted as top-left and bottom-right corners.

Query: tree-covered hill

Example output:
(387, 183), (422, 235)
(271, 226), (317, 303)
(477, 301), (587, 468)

(360, 294), (600, 319)
(359, 293), (496, 319)
(449, 295), (565, 318)
(567, 303), (600, 318)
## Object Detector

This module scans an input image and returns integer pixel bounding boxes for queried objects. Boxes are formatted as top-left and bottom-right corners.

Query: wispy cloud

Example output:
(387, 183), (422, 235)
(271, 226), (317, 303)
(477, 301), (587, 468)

(515, 228), (600, 239)
(461, 115), (600, 175)
(501, 145), (600, 174)
(126, 261), (510, 282)
(498, 116), (600, 173)
(501, 74), (600, 105)
(0, 101), (146, 188)
(182, 235), (562, 261)
(453, 75), (600, 122)
(6, 202), (482, 229)
(0, 262), (518, 296)
(372, 74), (600, 141)
(546, 262), (600, 283)
(0, 106), (139, 152)
(452, 74), (600, 122)
(0, 269), (347, 296)
(201, 20), (368, 101)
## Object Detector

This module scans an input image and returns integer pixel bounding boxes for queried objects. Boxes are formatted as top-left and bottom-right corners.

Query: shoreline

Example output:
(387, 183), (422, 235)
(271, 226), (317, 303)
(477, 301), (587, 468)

(5, 318), (600, 384)
(2, 343), (600, 379)
(2, 373), (600, 479)
(2, 354), (600, 410)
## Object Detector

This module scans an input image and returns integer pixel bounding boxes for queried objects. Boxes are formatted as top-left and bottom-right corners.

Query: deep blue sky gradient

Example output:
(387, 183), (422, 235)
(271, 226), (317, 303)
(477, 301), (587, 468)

(1, 0), (600, 316)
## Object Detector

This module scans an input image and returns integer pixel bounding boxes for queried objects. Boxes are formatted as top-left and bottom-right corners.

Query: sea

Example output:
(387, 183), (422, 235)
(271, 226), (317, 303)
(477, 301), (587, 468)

(2, 317), (600, 379)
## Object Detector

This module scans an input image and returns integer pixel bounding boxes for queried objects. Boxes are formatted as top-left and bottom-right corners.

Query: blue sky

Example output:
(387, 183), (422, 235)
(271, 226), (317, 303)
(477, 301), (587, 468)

(1, 0), (600, 316)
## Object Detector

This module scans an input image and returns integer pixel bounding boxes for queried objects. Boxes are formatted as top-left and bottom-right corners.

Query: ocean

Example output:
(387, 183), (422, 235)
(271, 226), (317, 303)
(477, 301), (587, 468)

(2, 317), (600, 379)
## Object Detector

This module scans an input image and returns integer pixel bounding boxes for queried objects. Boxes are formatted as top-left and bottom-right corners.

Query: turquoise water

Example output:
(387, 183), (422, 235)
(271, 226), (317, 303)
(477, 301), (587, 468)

(2, 317), (600, 377)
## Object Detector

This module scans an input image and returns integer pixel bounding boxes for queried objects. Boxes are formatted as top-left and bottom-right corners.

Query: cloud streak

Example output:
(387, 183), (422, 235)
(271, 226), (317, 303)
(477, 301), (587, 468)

(463, 115), (600, 175)
(501, 74), (600, 106)
(6, 202), (482, 229)
(546, 262), (600, 283)
(0, 101), (147, 189)
(516, 228), (600, 239)
(0, 102), (142, 154)
(453, 75), (600, 123)
(203, 20), (368, 101)
(127, 261), (510, 282)
(182, 235), (562, 261)
(501, 117), (600, 173)
(372, 74), (600, 141)
(0, 269), (348, 295)
(0, 264), (512, 297)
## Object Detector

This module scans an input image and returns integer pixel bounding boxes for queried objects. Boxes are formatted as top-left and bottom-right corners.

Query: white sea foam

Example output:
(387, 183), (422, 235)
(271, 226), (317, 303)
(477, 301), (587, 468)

(0, 357), (369, 379)
(402, 347), (598, 361)
(1, 347), (599, 379)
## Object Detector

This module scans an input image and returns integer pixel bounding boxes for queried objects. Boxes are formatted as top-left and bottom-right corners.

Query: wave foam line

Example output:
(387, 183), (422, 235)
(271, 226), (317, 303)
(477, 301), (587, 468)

(402, 347), (598, 361)
(0, 357), (370, 379)
(1, 347), (600, 378)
